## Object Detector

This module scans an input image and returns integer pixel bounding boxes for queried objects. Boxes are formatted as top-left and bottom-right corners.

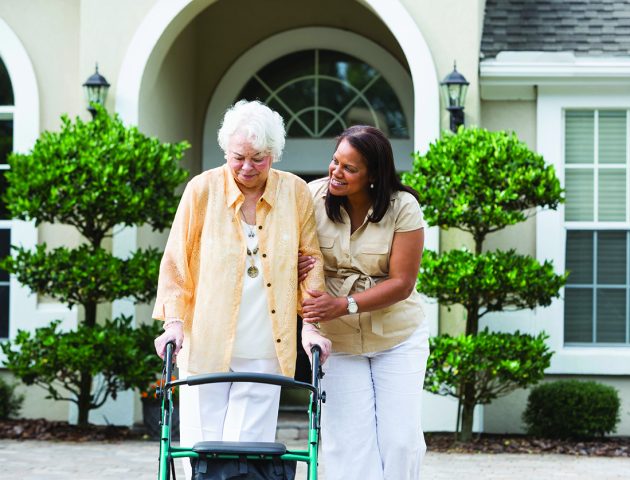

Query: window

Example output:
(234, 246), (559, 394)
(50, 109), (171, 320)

(237, 49), (409, 139)
(0, 56), (13, 338)
(564, 110), (629, 345)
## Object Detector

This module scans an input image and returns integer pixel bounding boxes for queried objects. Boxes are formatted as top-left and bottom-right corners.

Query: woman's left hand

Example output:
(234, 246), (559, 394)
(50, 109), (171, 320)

(302, 289), (347, 323)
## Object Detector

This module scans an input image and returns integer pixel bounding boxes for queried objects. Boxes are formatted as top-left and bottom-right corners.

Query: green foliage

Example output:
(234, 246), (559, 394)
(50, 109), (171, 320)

(402, 127), (563, 241)
(523, 380), (620, 439)
(419, 249), (568, 315)
(403, 127), (566, 441)
(425, 330), (553, 403)
(1, 317), (162, 411)
(0, 376), (25, 420)
(3, 104), (189, 244)
(1, 244), (160, 308)
(0, 105), (188, 424)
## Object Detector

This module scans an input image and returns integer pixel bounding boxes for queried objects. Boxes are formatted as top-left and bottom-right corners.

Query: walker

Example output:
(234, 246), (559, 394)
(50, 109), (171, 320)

(156, 342), (324, 479)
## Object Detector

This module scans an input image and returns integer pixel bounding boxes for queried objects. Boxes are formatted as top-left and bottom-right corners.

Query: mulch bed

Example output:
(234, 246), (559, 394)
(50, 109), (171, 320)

(0, 418), (146, 442)
(2, 419), (629, 457)
(425, 432), (630, 457)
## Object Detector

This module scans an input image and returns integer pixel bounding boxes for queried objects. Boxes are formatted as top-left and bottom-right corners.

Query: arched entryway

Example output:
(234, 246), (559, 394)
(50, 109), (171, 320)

(203, 27), (414, 175)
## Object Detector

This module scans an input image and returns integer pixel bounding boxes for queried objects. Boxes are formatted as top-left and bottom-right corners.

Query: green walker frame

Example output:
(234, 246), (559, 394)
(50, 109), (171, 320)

(157, 342), (324, 479)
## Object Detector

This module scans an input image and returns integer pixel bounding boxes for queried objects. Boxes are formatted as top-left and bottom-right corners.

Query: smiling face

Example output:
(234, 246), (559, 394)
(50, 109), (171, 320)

(328, 138), (371, 200)
(226, 134), (272, 193)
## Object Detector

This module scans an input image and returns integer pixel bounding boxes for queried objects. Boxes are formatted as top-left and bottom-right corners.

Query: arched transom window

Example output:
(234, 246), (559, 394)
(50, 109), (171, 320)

(237, 49), (409, 140)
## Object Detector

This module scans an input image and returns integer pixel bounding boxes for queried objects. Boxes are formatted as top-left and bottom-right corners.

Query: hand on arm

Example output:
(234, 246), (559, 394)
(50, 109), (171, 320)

(302, 228), (424, 318)
(302, 290), (347, 323)
(297, 253), (315, 282)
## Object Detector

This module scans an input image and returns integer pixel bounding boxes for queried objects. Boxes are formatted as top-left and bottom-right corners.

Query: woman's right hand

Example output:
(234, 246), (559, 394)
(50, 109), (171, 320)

(154, 321), (184, 360)
(297, 252), (315, 282)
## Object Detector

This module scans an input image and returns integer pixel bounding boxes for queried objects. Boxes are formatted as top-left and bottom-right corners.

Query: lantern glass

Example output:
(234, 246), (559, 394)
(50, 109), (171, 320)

(82, 65), (110, 114)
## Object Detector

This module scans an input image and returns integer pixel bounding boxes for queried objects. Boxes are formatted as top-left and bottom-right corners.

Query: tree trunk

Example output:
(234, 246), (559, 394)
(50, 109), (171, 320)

(459, 381), (476, 441)
(78, 298), (97, 423)
(84, 301), (97, 328)
(77, 370), (93, 426)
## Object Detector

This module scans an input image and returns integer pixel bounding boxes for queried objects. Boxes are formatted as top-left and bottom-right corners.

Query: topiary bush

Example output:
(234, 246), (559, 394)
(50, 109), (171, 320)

(403, 127), (566, 440)
(523, 380), (620, 439)
(0, 376), (24, 419)
(0, 104), (188, 424)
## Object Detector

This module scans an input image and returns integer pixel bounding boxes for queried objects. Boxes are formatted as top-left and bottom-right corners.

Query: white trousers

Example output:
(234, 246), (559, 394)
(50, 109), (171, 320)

(320, 323), (430, 480)
(179, 357), (281, 480)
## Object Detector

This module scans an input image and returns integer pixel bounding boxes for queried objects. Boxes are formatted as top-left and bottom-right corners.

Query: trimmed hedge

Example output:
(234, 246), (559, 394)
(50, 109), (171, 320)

(523, 380), (620, 439)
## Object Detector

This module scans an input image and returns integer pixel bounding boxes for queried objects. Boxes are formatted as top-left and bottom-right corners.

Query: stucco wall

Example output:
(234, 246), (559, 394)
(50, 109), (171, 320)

(480, 100), (537, 257)
(1, 0), (493, 426)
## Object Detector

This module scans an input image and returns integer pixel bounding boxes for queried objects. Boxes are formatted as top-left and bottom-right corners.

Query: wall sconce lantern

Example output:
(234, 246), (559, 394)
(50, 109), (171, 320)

(83, 64), (110, 118)
(440, 63), (469, 132)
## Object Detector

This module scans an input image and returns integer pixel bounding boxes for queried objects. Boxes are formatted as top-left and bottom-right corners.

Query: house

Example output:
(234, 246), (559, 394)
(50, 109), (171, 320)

(0, 0), (628, 434)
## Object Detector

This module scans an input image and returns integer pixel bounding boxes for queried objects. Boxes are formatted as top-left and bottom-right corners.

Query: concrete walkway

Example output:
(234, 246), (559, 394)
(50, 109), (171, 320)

(1, 439), (628, 479)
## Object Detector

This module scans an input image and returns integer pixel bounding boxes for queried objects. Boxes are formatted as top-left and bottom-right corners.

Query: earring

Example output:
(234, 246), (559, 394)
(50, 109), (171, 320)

(370, 183), (374, 189)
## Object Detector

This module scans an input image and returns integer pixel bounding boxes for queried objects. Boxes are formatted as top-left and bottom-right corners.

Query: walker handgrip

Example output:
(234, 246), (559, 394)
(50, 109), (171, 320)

(310, 345), (321, 377)
(174, 372), (317, 394)
(164, 341), (175, 370)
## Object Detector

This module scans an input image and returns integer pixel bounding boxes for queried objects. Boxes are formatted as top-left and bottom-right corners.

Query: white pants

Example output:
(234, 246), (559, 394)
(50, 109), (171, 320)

(321, 323), (430, 480)
(179, 357), (282, 480)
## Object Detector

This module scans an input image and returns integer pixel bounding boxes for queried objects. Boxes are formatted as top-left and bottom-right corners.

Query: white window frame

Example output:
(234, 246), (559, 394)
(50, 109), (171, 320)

(538, 87), (630, 374)
(480, 52), (630, 375)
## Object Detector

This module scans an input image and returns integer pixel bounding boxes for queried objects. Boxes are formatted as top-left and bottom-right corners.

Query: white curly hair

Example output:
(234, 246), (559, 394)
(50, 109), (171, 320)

(217, 100), (286, 162)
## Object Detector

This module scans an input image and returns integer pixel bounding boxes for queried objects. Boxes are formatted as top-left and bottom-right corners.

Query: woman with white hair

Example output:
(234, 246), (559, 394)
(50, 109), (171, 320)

(152, 100), (331, 478)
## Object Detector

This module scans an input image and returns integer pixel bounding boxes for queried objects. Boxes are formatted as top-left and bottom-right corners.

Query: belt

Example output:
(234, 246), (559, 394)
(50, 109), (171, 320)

(325, 270), (386, 335)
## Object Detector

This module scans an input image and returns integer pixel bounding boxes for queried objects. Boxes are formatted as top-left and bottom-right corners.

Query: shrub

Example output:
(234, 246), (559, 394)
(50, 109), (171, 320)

(0, 376), (24, 419)
(523, 380), (620, 438)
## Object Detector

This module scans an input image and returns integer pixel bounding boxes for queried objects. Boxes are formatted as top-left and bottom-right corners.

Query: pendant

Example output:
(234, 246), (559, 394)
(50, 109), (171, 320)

(247, 265), (259, 278)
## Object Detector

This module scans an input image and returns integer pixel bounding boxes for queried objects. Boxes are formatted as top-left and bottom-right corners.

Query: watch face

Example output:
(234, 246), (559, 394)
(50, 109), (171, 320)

(348, 298), (358, 314)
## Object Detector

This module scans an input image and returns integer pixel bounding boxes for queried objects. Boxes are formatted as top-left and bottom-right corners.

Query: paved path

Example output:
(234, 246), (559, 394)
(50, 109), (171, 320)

(1, 439), (628, 479)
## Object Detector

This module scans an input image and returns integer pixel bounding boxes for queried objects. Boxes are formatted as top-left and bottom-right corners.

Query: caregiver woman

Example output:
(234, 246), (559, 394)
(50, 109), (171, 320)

(300, 125), (430, 480)
(152, 100), (330, 479)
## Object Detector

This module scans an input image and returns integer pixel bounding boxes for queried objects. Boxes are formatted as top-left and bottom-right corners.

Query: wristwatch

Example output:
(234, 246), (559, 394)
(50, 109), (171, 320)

(346, 296), (359, 314)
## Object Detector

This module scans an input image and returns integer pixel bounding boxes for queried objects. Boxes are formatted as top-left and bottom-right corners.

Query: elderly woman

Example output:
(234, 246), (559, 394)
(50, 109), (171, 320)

(152, 100), (330, 478)
(299, 125), (430, 480)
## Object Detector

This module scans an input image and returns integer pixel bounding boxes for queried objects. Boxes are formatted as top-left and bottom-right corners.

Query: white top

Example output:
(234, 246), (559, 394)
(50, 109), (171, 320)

(232, 220), (276, 359)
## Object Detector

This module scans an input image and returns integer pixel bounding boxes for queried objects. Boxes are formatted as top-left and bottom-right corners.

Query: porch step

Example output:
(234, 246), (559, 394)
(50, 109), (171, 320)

(276, 408), (310, 442)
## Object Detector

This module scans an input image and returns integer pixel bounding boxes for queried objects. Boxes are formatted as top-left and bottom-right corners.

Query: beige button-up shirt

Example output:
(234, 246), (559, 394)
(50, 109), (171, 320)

(152, 165), (324, 376)
(309, 178), (426, 354)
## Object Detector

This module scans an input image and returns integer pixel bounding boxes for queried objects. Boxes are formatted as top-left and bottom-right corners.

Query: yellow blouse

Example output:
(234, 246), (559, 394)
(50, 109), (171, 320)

(152, 165), (324, 377)
(309, 178), (426, 354)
